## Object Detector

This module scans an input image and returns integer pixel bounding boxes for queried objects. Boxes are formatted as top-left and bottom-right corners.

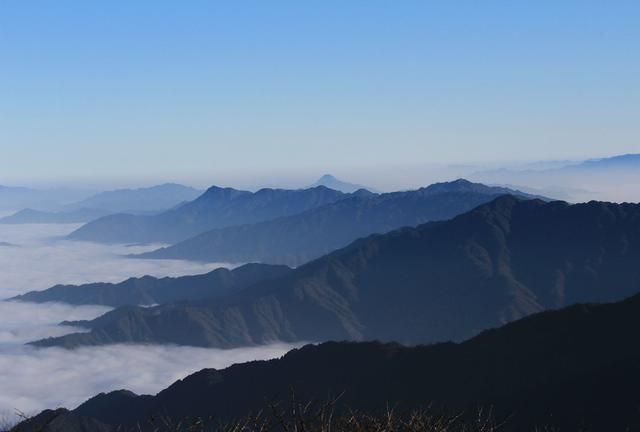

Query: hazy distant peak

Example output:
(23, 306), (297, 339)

(91, 183), (198, 196)
(310, 174), (373, 193)
(126, 183), (192, 191)
(577, 153), (640, 169)
(65, 183), (204, 214)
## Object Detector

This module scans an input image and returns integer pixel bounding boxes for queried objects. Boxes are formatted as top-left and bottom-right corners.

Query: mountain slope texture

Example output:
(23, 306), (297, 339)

(34, 195), (640, 349)
(68, 186), (348, 244)
(13, 263), (291, 307)
(138, 179), (540, 266)
(17, 292), (640, 431)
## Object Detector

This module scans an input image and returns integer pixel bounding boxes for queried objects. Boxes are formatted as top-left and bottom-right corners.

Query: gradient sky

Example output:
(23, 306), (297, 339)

(1, 1), (638, 187)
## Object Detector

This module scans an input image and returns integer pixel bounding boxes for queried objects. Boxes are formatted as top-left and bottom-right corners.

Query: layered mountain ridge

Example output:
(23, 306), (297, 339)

(32, 195), (640, 349)
(12, 263), (291, 307)
(137, 179), (542, 266)
(17, 291), (640, 431)
(68, 186), (348, 244)
(0, 183), (203, 224)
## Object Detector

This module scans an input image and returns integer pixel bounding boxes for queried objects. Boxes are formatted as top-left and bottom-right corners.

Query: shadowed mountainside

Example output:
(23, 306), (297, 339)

(33, 195), (640, 349)
(12, 263), (291, 307)
(137, 179), (542, 266)
(16, 292), (640, 431)
(68, 186), (348, 244)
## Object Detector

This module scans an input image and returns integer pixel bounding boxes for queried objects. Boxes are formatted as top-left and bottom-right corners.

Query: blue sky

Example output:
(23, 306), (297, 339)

(1, 1), (638, 188)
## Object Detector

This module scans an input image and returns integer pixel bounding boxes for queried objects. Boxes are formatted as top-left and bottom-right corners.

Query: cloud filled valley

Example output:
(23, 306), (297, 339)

(0, 223), (296, 416)
(0, 224), (229, 298)
(0, 339), (296, 416)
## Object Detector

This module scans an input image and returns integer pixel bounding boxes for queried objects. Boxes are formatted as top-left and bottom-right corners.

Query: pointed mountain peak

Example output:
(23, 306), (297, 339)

(310, 174), (374, 193)
(318, 174), (338, 181)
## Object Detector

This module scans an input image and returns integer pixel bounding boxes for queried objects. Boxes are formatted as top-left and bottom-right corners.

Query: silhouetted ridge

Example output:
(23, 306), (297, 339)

(19, 292), (640, 431)
(13, 263), (292, 307)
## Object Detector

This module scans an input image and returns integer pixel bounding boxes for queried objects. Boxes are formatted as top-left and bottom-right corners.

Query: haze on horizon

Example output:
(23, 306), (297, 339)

(1, 1), (638, 190)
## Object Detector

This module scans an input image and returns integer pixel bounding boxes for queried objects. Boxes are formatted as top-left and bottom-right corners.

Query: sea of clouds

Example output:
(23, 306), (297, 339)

(0, 223), (297, 417)
(0, 223), (231, 297)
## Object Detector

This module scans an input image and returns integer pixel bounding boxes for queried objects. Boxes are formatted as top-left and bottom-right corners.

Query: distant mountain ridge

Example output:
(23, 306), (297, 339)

(18, 292), (640, 431)
(67, 186), (350, 244)
(573, 153), (640, 170)
(137, 179), (543, 266)
(12, 263), (291, 307)
(471, 153), (640, 202)
(309, 174), (373, 193)
(64, 183), (203, 214)
(0, 207), (111, 224)
(0, 183), (203, 224)
(33, 195), (640, 349)
(0, 185), (93, 212)
(476, 154), (640, 177)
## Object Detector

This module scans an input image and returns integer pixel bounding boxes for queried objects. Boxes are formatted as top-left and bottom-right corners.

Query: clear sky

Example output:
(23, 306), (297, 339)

(1, 1), (638, 188)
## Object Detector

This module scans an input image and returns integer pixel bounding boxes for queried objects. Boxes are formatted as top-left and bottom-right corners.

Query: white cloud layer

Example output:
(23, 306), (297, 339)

(0, 341), (296, 417)
(0, 301), (110, 346)
(0, 224), (296, 420)
(0, 223), (228, 298)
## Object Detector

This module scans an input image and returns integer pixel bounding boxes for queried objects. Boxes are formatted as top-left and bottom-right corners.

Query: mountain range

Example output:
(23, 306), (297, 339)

(0, 207), (111, 224)
(574, 153), (640, 170)
(0, 185), (93, 212)
(67, 186), (349, 244)
(12, 263), (291, 307)
(475, 153), (640, 178)
(135, 179), (541, 266)
(15, 180), (542, 305)
(64, 183), (203, 214)
(16, 291), (640, 431)
(31, 195), (640, 349)
(0, 184), (203, 224)
(471, 153), (640, 202)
